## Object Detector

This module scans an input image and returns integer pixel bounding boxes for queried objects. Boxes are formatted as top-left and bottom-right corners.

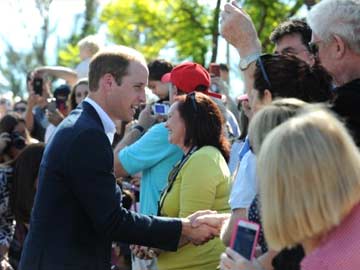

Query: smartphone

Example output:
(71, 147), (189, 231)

(33, 77), (43, 96)
(47, 98), (57, 113)
(230, 219), (260, 260)
(209, 63), (220, 77)
(152, 103), (170, 116)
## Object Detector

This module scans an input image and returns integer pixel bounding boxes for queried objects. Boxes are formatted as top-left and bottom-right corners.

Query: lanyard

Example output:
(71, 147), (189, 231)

(157, 146), (198, 216)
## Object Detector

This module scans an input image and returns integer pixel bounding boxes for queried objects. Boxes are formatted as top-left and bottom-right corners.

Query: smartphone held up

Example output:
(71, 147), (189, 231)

(230, 219), (260, 260)
(33, 77), (43, 96)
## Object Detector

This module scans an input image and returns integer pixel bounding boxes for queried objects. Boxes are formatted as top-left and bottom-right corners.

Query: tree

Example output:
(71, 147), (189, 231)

(57, 0), (98, 68)
(0, 0), (53, 97)
(100, 0), (309, 66)
(100, 0), (213, 65)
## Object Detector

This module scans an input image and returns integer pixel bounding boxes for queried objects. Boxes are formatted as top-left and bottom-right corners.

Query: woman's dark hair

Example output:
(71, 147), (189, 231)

(0, 113), (24, 134)
(238, 109), (249, 141)
(175, 92), (230, 162)
(11, 143), (45, 224)
(69, 79), (89, 110)
(254, 54), (333, 103)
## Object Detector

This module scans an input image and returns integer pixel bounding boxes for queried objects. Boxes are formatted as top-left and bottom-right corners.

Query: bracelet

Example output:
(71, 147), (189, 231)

(133, 125), (144, 134)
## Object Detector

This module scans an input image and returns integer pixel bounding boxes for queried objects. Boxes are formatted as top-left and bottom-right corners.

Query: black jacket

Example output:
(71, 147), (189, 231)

(19, 102), (181, 270)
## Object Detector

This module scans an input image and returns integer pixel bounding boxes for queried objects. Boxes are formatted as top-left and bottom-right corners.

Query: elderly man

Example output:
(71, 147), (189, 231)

(307, 0), (360, 146)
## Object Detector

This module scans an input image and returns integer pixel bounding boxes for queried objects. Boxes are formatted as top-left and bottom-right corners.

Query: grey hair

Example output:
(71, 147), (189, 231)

(307, 0), (360, 54)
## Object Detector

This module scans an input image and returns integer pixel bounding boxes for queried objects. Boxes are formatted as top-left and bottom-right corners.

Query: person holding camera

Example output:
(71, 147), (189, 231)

(24, 71), (52, 142)
(0, 113), (34, 164)
(0, 113), (35, 270)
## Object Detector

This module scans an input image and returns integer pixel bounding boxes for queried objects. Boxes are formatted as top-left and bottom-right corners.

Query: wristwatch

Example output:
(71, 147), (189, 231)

(239, 52), (261, 71)
(133, 125), (144, 134)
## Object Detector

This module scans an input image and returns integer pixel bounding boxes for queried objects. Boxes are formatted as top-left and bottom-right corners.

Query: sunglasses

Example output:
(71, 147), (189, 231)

(76, 91), (88, 98)
(256, 55), (272, 89)
(186, 92), (198, 113)
(308, 41), (320, 55)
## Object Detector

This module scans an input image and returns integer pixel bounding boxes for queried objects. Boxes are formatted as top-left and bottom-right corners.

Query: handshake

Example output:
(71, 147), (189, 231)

(132, 210), (230, 259)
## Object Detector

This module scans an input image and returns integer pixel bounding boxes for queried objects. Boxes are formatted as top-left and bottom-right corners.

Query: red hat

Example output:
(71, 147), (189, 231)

(161, 62), (222, 99)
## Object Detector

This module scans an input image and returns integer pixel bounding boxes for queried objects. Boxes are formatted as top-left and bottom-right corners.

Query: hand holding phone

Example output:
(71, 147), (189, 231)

(230, 219), (260, 260)
(33, 77), (43, 96)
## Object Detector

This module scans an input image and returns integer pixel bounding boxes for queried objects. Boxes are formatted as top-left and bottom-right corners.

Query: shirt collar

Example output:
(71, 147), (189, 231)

(84, 97), (116, 144)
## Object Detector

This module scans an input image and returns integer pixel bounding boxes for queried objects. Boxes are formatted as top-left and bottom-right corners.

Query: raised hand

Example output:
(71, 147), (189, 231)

(220, 1), (261, 56)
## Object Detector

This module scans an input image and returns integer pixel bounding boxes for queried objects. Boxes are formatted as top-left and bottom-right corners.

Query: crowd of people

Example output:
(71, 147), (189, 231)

(0, 0), (359, 269)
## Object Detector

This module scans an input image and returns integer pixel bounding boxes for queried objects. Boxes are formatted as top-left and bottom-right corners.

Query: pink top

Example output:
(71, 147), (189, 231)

(301, 202), (360, 270)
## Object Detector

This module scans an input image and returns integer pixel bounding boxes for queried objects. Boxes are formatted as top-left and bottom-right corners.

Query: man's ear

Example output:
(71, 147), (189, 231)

(263, 89), (273, 104)
(333, 34), (346, 59)
(101, 73), (114, 91)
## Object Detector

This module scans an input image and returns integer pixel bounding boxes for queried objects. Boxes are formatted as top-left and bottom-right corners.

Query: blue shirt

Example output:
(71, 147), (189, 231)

(119, 123), (183, 215)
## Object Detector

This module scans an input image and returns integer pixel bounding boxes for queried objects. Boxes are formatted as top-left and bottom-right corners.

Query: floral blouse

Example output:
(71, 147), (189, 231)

(0, 166), (15, 247)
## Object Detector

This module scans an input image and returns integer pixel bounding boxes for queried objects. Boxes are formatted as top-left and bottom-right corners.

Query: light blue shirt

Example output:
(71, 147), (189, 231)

(119, 123), (183, 215)
(229, 150), (257, 210)
(84, 97), (116, 144)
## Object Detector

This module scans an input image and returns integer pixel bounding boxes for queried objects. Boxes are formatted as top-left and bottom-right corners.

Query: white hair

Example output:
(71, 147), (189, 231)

(307, 0), (360, 53)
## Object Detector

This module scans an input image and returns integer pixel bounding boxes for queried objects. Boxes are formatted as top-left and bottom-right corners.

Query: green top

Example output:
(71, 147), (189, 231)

(158, 146), (231, 270)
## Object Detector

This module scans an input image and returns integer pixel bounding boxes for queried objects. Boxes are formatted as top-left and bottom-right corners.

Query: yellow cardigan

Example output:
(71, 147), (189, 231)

(158, 146), (231, 270)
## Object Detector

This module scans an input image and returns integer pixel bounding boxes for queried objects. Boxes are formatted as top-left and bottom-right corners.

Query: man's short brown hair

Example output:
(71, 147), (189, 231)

(88, 45), (146, 92)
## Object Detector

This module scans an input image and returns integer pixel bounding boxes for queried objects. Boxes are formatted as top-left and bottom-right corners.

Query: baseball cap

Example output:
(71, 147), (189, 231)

(161, 62), (222, 99)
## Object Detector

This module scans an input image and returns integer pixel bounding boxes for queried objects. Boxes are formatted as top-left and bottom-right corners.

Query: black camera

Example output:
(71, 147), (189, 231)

(8, 131), (26, 150)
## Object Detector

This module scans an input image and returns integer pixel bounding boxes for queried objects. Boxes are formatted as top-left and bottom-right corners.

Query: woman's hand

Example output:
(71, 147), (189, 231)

(220, 247), (264, 270)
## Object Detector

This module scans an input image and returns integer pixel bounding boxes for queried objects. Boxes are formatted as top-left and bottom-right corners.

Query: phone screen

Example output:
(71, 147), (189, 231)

(33, 78), (43, 96)
(232, 221), (259, 260)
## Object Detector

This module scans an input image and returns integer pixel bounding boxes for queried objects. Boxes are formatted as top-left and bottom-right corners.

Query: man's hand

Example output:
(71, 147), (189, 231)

(191, 213), (230, 229)
(181, 214), (222, 246)
(220, 1), (261, 56)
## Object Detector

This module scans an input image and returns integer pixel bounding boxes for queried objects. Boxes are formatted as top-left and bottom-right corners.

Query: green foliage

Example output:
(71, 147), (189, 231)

(100, 0), (213, 65)
(244, 0), (304, 52)
(57, 0), (98, 68)
(100, 0), (305, 65)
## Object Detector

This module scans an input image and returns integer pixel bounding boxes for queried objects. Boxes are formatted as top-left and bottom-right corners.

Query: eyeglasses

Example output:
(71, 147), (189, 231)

(256, 55), (272, 89)
(186, 92), (198, 113)
(308, 39), (326, 56)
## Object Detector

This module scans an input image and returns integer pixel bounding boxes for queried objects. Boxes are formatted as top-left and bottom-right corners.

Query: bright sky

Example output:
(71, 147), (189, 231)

(0, 0), (308, 97)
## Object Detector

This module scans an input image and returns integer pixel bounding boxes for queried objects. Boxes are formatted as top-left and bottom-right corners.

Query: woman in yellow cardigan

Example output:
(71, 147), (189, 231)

(149, 92), (231, 270)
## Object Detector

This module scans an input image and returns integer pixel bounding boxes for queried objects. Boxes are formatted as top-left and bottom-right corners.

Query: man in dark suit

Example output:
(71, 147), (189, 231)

(19, 46), (219, 270)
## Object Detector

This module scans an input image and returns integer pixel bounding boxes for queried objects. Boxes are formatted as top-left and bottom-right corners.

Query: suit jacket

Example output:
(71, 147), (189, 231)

(19, 102), (182, 270)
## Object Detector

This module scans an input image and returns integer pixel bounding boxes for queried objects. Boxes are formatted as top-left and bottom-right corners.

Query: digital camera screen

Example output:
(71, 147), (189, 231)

(154, 104), (166, 114)
(233, 225), (257, 260)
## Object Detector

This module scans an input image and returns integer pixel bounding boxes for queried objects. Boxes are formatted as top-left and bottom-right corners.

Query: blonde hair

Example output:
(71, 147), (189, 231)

(77, 35), (101, 56)
(248, 98), (306, 155)
(258, 107), (360, 250)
